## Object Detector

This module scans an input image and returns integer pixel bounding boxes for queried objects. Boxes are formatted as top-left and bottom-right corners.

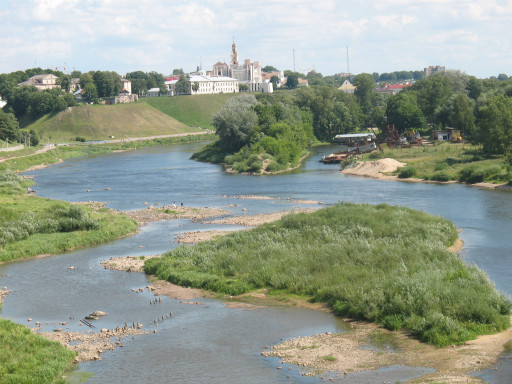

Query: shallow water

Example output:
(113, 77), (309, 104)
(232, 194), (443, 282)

(1, 143), (511, 383)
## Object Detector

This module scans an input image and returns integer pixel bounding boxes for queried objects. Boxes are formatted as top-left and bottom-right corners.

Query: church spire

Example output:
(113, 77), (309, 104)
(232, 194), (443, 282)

(231, 39), (239, 68)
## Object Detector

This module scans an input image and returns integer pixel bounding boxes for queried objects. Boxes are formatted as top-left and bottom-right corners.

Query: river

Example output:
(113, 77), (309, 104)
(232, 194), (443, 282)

(1, 142), (511, 383)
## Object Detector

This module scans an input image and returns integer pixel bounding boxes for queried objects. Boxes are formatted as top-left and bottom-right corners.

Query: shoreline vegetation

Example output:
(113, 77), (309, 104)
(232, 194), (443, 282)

(145, 203), (511, 348)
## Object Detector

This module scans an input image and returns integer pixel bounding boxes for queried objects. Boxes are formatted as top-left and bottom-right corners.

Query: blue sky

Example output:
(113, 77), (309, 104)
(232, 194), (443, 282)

(0, 0), (510, 78)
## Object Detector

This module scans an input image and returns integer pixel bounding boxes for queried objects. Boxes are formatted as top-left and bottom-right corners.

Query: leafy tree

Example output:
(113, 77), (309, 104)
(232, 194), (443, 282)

(285, 73), (299, 89)
(0, 109), (19, 142)
(498, 74), (509, 81)
(353, 73), (375, 125)
(70, 70), (82, 78)
(79, 72), (94, 89)
(130, 78), (147, 96)
(159, 84), (169, 95)
(83, 83), (98, 102)
(385, 92), (426, 133)
(477, 95), (512, 155)
(412, 73), (453, 125)
(467, 76), (483, 100)
(239, 83), (249, 92)
(93, 71), (121, 97)
(270, 75), (279, 89)
(262, 65), (278, 73)
(213, 94), (259, 151)
(172, 68), (185, 76)
(192, 82), (200, 93)
(57, 74), (72, 92)
(437, 93), (475, 133)
(175, 75), (191, 95)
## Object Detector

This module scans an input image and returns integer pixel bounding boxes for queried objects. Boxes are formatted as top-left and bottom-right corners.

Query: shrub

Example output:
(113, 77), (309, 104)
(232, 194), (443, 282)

(398, 166), (417, 178)
(430, 172), (451, 182)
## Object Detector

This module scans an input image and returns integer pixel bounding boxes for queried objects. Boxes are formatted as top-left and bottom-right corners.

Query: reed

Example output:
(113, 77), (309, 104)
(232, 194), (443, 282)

(145, 203), (511, 347)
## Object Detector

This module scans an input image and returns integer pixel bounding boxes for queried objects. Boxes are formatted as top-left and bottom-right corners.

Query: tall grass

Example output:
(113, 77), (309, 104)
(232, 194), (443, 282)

(0, 318), (76, 384)
(145, 203), (511, 347)
(0, 170), (138, 262)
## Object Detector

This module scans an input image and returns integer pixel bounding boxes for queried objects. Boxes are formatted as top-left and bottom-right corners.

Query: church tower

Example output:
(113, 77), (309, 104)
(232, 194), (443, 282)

(231, 39), (239, 69)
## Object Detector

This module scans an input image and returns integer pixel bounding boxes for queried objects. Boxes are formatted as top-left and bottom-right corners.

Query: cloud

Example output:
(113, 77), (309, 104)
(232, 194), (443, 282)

(0, 0), (510, 77)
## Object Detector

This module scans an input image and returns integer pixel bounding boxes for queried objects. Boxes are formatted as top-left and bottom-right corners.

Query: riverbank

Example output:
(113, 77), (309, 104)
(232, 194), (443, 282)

(262, 314), (512, 383)
(342, 157), (512, 190)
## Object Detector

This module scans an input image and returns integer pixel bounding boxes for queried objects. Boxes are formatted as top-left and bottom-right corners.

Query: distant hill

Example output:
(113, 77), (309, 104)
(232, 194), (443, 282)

(141, 94), (238, 130)
(25, 102), (198, 143)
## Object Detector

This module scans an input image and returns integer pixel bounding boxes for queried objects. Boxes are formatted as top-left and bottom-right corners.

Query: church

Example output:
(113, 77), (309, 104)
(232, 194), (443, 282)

(212, 42), (272, 93)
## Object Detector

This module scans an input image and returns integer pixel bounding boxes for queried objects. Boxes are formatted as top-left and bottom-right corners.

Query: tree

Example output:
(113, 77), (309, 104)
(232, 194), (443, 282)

(498, 74), (509, 81)
(353, 73), (375, 125)
(192, 82), (199, 93)
(93, 71), (121, 97)
(130, 78), (147, 96)
(239, 83), (249, 92)
(159, 84), (169, 95)
(172, 68), (185, 76)
(286, 73), (299, 89)
(262, 65), (278, 73)
(270, 75), (279, 89)
(477, 95), (512, 155)
(212, 94), (259, 151)
(57, 74), (72, 93)
(175, 75), (191, 95)
(437, 93), (475, 133)
(83, 83), (98, 102)
(385, 92), (426, 133)
(412, 73), (453, 125)
(79, 72), (94, 89)
(467, 76), (483, 100)
(0, 109), (19, 142)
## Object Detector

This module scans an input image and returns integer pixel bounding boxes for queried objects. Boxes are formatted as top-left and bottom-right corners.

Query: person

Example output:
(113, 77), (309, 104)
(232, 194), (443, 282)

(171, 201), (176, 209)
(180, 202), (183, 208)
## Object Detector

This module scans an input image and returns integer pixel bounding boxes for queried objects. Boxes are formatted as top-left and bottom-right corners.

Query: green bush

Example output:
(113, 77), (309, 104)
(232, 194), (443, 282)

(430, 172), (452, 182)
(459, 164), (503, 184)
(398, 166), (417, 178)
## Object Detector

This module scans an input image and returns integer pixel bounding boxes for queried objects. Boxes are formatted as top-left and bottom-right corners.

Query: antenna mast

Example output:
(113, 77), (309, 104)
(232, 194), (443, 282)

(346, 46), (350, 75)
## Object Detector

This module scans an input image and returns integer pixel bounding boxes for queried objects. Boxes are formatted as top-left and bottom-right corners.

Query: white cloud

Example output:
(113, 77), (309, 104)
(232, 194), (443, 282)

(0, 0), (510, 77)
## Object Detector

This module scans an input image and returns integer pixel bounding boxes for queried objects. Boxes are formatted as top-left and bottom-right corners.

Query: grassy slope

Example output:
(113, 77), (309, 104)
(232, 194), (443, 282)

(145, 203), (511, 347)
(141, 94), (237, 129)
(25, 102), (196, 144)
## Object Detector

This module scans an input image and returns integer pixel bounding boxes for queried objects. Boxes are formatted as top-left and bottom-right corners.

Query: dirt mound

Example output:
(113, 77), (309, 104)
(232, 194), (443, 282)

(342, 158), (406, 178)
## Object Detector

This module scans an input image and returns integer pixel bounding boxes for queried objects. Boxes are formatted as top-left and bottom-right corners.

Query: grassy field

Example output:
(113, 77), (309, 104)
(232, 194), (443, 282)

(24, 102), (197, 144)
(145, 203), (511, 347)
(141, 93), (237, 129)
(364, 142), (511, 185)
(0, 318), (76, 384)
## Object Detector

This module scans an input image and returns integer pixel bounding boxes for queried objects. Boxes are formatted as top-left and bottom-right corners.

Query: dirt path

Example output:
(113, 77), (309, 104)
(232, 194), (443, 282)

(0, 144), (56, 163)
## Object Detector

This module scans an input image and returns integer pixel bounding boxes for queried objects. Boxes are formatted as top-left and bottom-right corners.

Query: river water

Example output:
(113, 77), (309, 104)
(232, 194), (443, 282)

(1, 142), (511, 383)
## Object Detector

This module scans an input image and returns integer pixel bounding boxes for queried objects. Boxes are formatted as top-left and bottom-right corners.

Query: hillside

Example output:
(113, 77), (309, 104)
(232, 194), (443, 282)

(141, 94), (238, 129)
(26, 102), (198, 143)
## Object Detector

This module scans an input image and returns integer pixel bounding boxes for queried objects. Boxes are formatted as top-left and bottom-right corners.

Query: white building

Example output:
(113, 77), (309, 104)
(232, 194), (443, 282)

(18, 74), (60, 90)
(165, 75), (238, 96)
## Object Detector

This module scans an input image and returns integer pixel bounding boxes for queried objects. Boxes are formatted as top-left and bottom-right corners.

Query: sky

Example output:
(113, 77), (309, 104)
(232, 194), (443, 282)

(0, 0), (511, 79)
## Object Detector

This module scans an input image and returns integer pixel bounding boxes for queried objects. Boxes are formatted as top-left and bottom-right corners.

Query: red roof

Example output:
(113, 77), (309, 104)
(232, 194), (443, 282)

(166, 76), (179, 81)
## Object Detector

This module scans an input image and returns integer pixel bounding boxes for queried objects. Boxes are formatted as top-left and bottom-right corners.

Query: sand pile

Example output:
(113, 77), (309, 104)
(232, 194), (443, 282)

(341, 158), (406, 178)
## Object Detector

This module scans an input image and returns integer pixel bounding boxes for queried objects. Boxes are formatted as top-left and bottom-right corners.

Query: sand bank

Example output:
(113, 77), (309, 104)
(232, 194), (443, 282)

(124, 206), (229, 225)
(341, 158), (405, 179)
(262, 315), (512, 383)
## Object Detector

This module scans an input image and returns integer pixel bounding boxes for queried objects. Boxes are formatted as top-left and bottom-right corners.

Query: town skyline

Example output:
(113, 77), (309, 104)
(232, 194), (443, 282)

(0, 0), (511, 79)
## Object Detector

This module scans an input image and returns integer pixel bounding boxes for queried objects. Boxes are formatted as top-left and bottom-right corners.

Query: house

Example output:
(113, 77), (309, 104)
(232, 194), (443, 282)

(374, 83), (412, 95)
(18, 74), (60, 90)
(338, 80), (356, 94)
(165, 75), (239, 96)
(120, 78), (132, 94)
(147, 86), (173, 97)
(212, 62), (229, 77)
